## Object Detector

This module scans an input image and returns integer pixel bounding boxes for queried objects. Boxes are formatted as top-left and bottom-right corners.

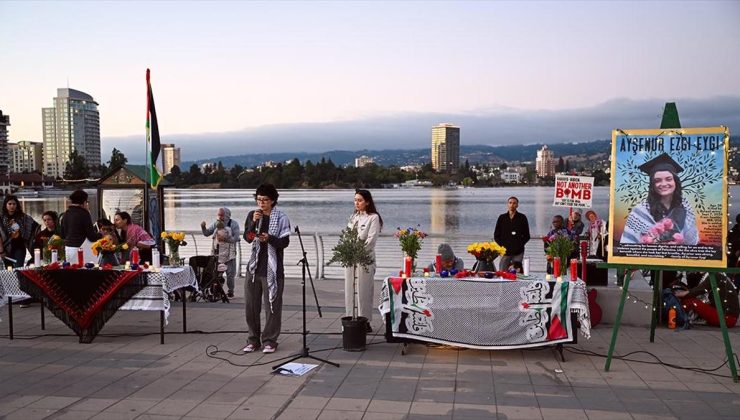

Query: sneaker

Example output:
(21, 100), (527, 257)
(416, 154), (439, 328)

(263, 344), (277, 354)
(227, 290), (234, 298)
(242, 343), (260, 353)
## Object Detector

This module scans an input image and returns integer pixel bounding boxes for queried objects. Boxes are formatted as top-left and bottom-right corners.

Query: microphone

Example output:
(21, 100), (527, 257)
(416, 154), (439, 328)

(255, 210), (263, 234)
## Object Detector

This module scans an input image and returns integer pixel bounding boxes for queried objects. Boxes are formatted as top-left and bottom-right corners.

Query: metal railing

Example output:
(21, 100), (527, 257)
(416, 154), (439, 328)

(177, 230), (553, 280)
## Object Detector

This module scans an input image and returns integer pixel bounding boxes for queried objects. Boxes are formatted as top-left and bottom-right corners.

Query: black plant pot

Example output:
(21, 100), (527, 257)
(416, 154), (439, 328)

(341, 316), (367, 351)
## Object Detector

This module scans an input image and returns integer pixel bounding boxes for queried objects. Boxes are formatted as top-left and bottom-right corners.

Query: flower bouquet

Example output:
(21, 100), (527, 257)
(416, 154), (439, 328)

(543, 232), (576, 277)
(395, 225), (427, 260)
(467, 241), (506, 272)
(46, 235), (65, 263)
(161, 231), (187, 266)
(91, 236), (128, 266)
(640, 218), (683, 244)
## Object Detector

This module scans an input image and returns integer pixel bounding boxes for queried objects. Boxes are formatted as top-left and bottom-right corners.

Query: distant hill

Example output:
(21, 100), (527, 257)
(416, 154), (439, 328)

(182, 137), (737, 169)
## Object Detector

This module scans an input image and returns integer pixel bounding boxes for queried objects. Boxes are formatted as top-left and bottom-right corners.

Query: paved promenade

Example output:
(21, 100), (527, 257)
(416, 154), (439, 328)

(1, 277), (739, 419)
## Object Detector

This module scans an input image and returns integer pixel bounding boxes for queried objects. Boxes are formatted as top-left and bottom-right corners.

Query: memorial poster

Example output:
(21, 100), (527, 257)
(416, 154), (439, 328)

(608, 126), (729, 268)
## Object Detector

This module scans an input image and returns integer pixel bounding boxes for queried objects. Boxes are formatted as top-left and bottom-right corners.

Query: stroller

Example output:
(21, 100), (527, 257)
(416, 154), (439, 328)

(188, 255), (229, 303)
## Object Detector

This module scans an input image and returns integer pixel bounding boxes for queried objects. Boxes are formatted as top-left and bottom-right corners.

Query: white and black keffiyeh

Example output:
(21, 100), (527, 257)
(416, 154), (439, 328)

(621, 198), (698, 245)
(247, 207), (290, 310)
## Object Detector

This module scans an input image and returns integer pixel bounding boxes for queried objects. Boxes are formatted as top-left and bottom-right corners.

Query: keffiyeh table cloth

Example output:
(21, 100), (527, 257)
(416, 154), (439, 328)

(379, 276), (591, 350)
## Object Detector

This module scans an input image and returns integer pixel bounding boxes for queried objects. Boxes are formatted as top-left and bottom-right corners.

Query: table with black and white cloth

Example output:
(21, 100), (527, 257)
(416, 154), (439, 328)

(378, 276), (591, 350)
(0, 267), (198, 342)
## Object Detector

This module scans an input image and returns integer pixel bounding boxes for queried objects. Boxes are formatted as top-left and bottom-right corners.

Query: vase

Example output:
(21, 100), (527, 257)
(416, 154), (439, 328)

(473, 258), (496, 273)
(99, 251), (119, 267)
(168, 245), (181, 267)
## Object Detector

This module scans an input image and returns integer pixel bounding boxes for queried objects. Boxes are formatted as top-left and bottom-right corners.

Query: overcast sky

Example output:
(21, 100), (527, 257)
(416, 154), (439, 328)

(1, 1), (739, 162)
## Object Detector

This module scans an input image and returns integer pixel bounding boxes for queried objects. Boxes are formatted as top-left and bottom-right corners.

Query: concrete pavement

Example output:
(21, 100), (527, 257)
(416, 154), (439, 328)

(1, 276), (739, 419)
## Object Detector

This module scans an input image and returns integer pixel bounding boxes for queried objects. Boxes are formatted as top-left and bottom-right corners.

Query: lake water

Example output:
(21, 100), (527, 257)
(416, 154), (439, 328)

(15, 186), (740, 237)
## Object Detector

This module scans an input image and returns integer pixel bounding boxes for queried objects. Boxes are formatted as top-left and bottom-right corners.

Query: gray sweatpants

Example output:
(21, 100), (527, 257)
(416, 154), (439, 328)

(244, 272), (284, 347)
(224, 259), (236, 293)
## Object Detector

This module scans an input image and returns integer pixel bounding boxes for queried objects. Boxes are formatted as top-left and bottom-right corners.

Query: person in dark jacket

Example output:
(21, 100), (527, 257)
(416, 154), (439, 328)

(241, 184), (291, 354)
(493, 196), (531, 271)
(0, 195), (39, 268)
(61, 189), (101, 263)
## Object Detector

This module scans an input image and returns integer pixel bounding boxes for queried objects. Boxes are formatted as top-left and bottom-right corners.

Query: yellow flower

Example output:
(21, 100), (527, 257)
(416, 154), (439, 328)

(161, 231), (169, 239)
(122, 243), (129, 250)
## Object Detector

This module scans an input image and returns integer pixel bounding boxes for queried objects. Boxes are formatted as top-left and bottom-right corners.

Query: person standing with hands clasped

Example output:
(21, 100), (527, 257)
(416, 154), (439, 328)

(345, 189), (383, 333)
(493, 196), (531, 271)
(242, 184), (291, 354)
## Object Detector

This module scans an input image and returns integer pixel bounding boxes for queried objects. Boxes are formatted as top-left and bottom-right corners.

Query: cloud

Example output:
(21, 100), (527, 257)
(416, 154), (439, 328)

(103, 96), (740, 164)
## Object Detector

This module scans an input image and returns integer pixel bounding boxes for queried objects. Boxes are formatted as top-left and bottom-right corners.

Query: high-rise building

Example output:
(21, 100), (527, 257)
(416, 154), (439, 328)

(431, 123), (460, 173)
(536, 145), (556, 177)
(161, 144), (181, 174)
(42, 88), (100, 178)
(354, 155), (374, 168)
(9, 141), (43, 173)
(0, 110), (10, 177)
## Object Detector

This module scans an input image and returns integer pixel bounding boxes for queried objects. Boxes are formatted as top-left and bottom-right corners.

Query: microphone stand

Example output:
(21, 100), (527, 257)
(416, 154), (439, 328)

(273, 225), (339, 371)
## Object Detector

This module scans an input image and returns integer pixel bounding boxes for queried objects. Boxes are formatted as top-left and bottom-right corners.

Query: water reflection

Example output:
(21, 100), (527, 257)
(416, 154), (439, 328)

(12, 186), (740, 238)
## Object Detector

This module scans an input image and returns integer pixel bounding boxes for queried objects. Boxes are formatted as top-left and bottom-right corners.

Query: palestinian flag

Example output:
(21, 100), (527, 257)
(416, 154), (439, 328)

(146, 68), (163, 189)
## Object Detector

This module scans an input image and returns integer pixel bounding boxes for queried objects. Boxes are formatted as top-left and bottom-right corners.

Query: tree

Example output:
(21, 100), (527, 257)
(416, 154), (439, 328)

(556, 157), (565, 173)
(107, 148), (128, 169)
(64, 150), (90, 180)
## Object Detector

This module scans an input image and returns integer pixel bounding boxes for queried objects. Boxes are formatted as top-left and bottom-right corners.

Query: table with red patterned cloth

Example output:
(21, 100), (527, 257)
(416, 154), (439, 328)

(0, 267), (198, 343)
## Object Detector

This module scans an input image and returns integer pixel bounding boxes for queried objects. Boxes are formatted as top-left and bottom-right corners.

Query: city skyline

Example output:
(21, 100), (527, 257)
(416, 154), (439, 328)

(2, 1), (740, 163)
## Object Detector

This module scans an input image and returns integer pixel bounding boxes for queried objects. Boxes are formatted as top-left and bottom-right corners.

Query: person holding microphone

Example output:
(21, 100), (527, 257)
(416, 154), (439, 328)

(242, 184), (291, 354)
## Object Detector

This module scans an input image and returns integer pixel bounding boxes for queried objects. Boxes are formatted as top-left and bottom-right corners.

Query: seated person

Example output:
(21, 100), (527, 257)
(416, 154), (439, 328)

(508, 261), (524, 274)
(673, 273), (739, 327)
(427, 243), (464, 272)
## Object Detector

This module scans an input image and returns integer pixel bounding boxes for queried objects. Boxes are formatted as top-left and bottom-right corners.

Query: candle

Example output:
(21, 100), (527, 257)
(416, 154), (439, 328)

(51, 250), (58, 264)
(34, 249), (41, 267)
(152, 250), (161, 269)
(125, 261), (131, 270)
(404, 256), (412, 278)
(77, 248), (84, 266)
(553, 257), (560, 279)
(570, 258), (578, 281)
(523, 257), (530, 276)
(6, 266), (13, 271)
(435, 254), (443, 273)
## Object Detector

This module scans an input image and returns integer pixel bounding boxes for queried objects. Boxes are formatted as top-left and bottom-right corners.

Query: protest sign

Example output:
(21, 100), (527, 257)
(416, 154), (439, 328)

(553, 175), (594, 208)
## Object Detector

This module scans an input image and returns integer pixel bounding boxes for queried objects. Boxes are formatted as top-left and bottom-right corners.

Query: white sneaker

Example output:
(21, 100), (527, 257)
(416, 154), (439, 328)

(262, 344), (277, 353)
(242, 343), (259, 353)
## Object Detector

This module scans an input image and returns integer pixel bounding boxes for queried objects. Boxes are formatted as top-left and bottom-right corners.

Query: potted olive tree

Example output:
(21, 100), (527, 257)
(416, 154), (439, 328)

(328, 226), (374, 351)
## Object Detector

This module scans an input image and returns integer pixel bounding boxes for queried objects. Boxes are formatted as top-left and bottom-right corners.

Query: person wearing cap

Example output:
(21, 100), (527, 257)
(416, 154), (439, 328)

(493, 196), (531, 271)
(621, 153), (699, 245)
(428, 243), (464, 273)
(585, 210), (607, 258)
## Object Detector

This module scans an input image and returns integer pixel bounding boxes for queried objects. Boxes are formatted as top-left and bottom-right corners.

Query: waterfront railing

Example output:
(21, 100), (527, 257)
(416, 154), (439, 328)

(177, 231), (552, 280)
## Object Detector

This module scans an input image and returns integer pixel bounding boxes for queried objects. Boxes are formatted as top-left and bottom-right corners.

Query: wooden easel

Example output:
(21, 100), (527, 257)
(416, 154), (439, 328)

(598, 263), (739, 382)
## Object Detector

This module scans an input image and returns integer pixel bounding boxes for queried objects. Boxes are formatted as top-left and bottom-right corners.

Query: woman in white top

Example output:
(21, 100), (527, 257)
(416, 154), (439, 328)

(345, 189), (383, 333)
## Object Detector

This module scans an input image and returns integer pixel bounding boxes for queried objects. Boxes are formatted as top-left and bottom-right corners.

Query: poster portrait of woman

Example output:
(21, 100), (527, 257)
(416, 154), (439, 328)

(620, 153), (699, 245)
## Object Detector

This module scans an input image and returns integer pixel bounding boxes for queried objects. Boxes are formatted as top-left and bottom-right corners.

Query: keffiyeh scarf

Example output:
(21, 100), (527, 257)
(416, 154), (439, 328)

(248, 207), (290, 310)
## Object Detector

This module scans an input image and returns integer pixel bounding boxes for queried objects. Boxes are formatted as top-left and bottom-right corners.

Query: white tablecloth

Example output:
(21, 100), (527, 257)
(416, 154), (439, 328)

(0, 267), (199, 324)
